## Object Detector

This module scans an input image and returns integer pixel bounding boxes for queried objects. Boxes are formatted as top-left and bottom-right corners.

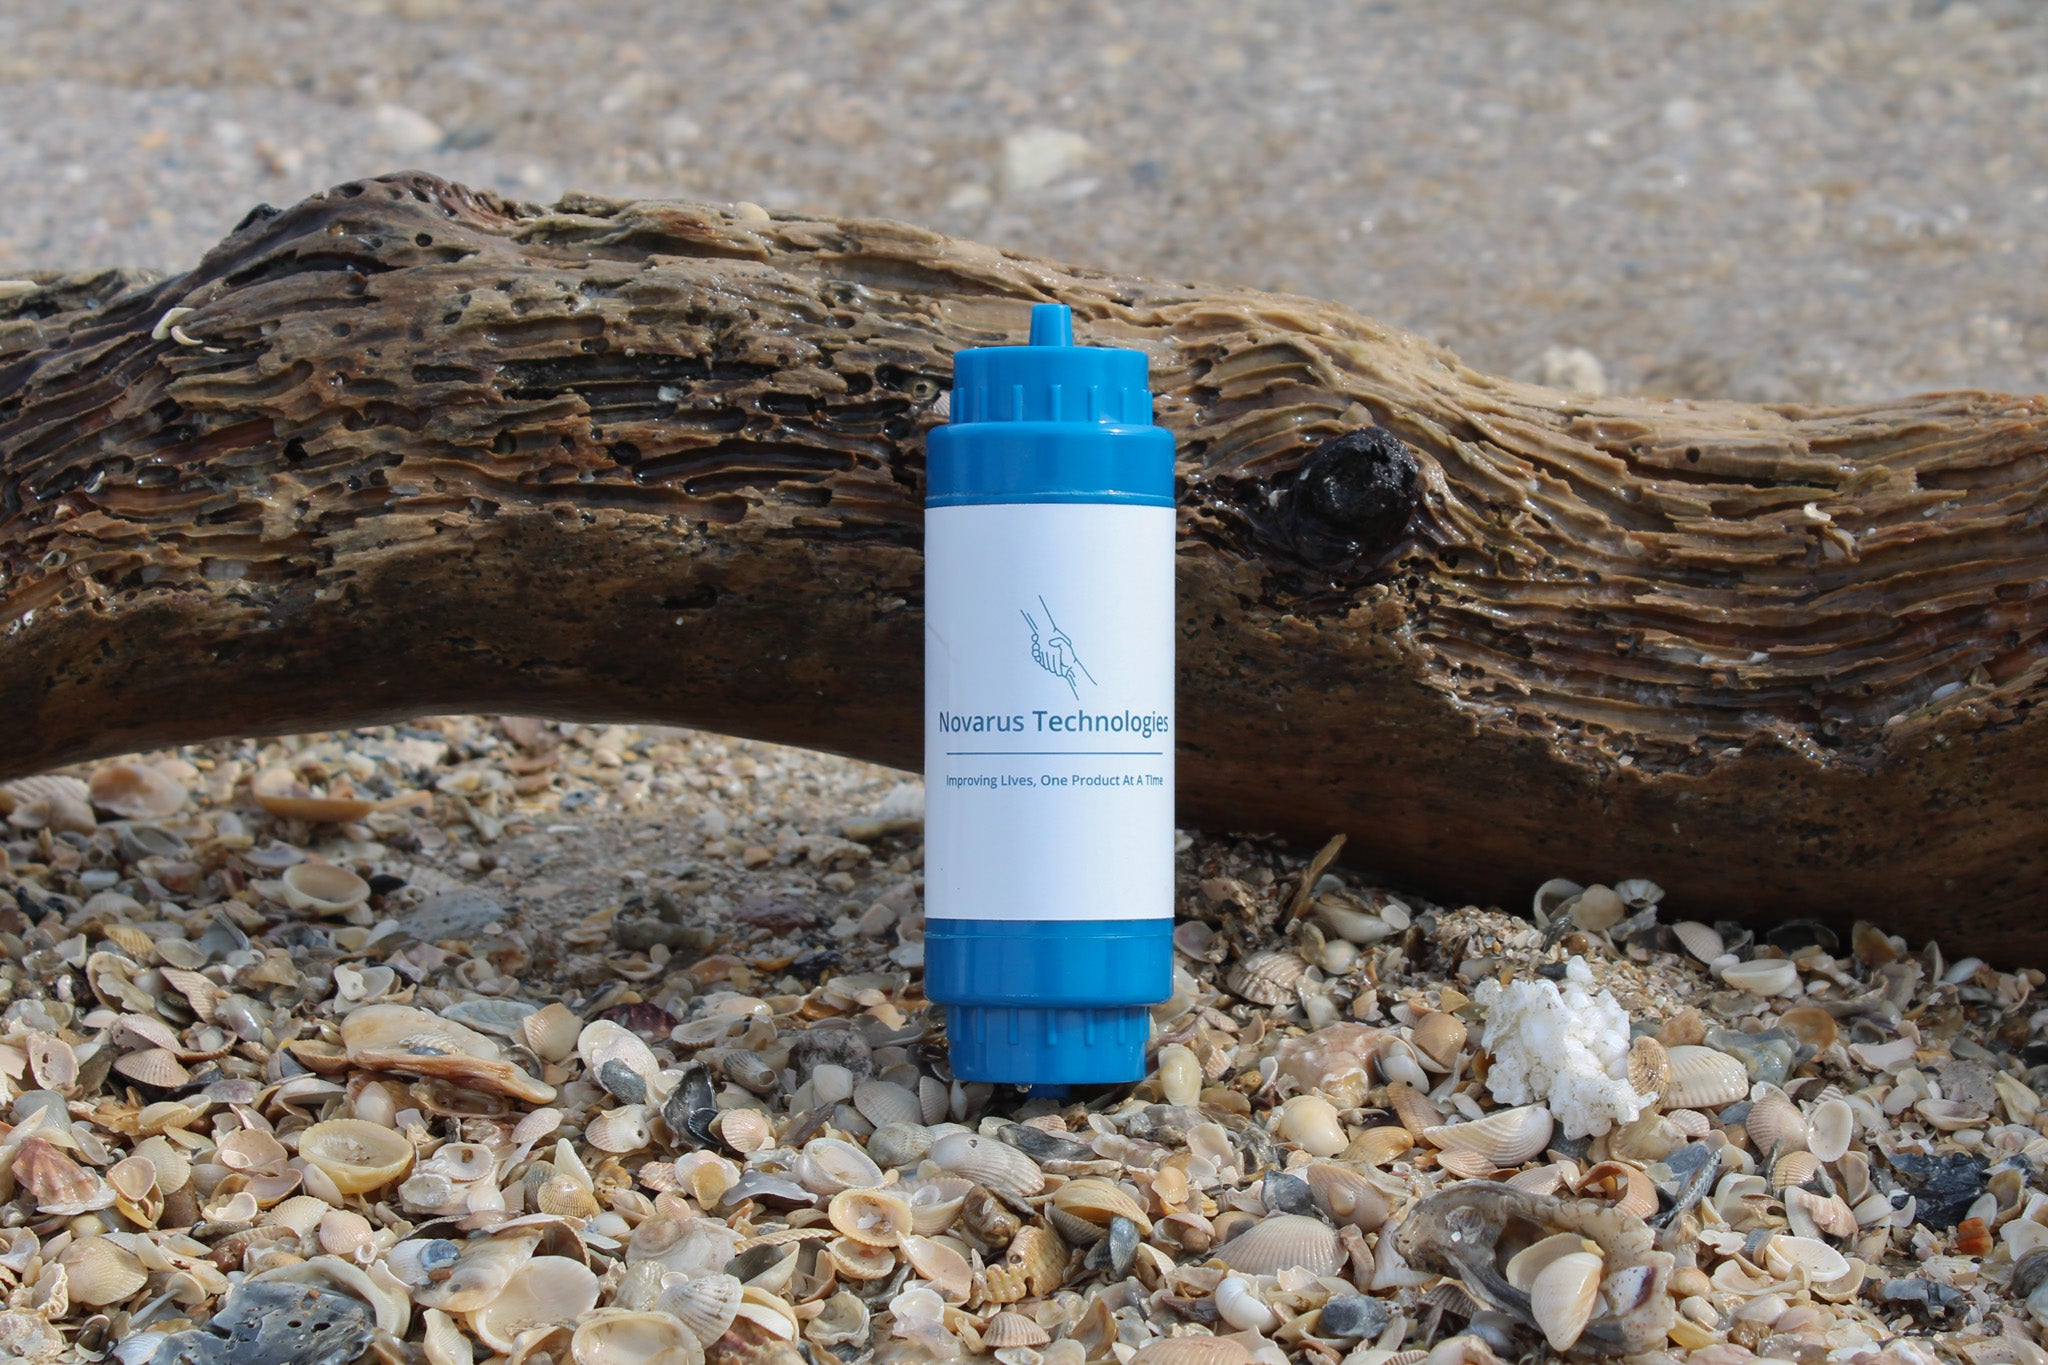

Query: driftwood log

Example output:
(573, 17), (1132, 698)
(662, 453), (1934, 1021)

(2, 174), (2044, 956)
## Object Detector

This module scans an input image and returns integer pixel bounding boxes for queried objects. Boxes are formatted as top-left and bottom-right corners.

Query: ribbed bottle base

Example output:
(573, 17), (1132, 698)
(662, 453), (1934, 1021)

(945, 1003), (1150, 1085)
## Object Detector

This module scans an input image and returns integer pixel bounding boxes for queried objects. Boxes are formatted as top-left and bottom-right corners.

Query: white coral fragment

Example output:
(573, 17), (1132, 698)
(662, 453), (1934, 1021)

(1475, 957), (1646, 1138)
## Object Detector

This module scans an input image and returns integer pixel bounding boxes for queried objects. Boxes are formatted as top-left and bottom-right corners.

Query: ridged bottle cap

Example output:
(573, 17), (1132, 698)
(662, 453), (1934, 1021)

(947, 304), (1153, 426)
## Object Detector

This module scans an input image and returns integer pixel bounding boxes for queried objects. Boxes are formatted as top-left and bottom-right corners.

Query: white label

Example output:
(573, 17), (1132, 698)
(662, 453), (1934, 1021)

(925, 502), (1175, 921)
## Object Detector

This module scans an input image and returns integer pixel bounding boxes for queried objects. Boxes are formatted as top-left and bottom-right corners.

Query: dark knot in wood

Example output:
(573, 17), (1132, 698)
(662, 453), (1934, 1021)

(1280, 426), (1420, 568)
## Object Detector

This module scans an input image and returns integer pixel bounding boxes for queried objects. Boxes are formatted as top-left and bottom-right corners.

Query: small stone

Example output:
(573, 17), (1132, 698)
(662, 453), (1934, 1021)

(1319, 1294), (1393, 1340)
(857, 903), (897, 938)
(401, 889), (505, 943)
(369, 102), (445, 156)
(741, 845), (774, 868)
(999, 128), (1093, 195)
(1533, 346), (1609, 396)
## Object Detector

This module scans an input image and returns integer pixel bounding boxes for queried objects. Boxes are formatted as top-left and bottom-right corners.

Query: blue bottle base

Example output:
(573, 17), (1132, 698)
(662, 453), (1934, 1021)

(926, 918), (1171, 1087)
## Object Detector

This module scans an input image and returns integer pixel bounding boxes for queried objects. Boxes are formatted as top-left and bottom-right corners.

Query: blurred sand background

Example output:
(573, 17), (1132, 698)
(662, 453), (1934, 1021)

(2, 0), (2044, 405)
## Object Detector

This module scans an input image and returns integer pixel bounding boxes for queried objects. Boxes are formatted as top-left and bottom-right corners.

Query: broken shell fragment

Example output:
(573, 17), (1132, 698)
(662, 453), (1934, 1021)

(828, 1187), (915, 1246)
(298, 1118), (416, 1195)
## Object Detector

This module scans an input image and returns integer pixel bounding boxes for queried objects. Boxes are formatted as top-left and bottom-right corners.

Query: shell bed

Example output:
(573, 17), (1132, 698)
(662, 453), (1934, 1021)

(0, 717), (2042, 1365)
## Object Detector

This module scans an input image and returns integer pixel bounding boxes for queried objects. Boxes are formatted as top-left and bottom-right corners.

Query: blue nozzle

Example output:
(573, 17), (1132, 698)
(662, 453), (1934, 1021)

(1028, 303), (1074, 347)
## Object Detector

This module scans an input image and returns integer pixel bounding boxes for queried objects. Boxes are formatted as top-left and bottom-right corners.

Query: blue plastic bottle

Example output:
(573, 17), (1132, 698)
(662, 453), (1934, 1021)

(923, 304), (1176, 1089)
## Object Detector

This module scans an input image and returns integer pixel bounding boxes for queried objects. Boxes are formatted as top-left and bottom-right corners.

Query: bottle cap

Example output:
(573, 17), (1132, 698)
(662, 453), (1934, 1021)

(926, 303), (1173, 508)
(945, 1003), (1152, 1090)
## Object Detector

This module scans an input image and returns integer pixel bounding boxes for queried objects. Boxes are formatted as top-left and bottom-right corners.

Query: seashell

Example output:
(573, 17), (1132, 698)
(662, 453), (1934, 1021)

(1214, 1213), (1342, 1277)
(828, 1234), (897, 1281)
(718, 1108), (776, 1156)
(1607, 1114), (1683, 1164)
(298, 1118), (416, 1194)
(537, 1173), (602, 1219)
(1807, 1096), (1855, 1163)
(108, 1154), (159, 1203)
(1303, 1162), (1392, 1232)
(852, 1079), (922, 1128)
(60, 1238), (148, 1307)
(983, 1311), (1050, 1349)
(1575, 1161), (1657, 1219)
(983, 1225), (1065, 1303)
(217, 1128), (291, 1173)
(903, 1180), (972, 1238)
(1214, 1274), (1277, 1332)
(14, 1138), (115, 1214)
(588, 1105), (654, 1154)
(1129, 1338), (1253, 1365)
(783, 1137), (875, 1197)
(1745, 1093), (1810, 1155)
(1770, 1150), (1821, 1190)
(1664, 1046), (1749, 1110)
(1352, 1126), (1417, 1166)
(1718, 957), (1800, 997)
(1, 772), (90, 815)
(828, 1187), (915, 1247)
(1411, 1010), (1467, 1069)
(519, 1003), (583, 1064)
(1423, 1105), (1553, 1167)
(1761, 1234), (1848, 1282)
(902, 1233), (972, 1300)
(658, 1272), (743, 1345)
(806, 1290), (870, 1348)
(1627, 1037), (1671, 1104)
(866, 1121), (932, 1169)
(571, 1309), (704, 1365)
(26, 1035), (77, 1094)
(113, 1047), (191, 1091)
(1671, 922), (1724, 964)
(441, 998), (537, 1039)
(89, 762), (187, 819)
(1227, 949), (1308, 1006)
(250, 767), (378, 822)
(1157, 1044), (1202, 1107)
(1775, 1005), (1837, 1051)
(1566, 885), (1626, 932)
(1503, 1231), (1595, 1291)
(1914, 1096), (1988, 1132)
(929, 1131), (1044, 1200)
(319, 1208), (375, 1257)
(1053, 1177), (1153, 1234)
(1530, 1249), (1603, 1351)
(704, 1048), (778, 1097)
(342, 1003), (556, 1104)
(467, 1255), (601, 1353)
(280, 861), (372, 915)
(1785, 1186), (1859, 1241)
(1279, 1093), (1349, 1158)
(1437, 1150), (1499, 1179)
(423, 1308), (473, 1365)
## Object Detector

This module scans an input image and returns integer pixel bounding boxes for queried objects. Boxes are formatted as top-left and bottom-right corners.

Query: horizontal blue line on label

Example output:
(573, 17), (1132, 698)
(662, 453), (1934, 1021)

(945, 750), (1163, 756)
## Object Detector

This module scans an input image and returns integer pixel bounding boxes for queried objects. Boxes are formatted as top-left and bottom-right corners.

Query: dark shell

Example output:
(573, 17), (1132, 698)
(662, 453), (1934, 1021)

(1319, 1295), (1393, 1340)
(1262, 1170), (1319, 1219)
(597, 1000), (678, 1040)
(1882, 1149), (1989, 1230)
(147, 1280), (372, 1365)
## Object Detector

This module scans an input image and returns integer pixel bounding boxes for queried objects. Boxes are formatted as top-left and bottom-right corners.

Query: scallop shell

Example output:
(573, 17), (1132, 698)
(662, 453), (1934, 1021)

(1671, 921), (1725, 964)
(1664, 1046), (1750, 1110)
(88, 762), (187, 819)
(828, 1187), (915, 1247)
(1719, 958), (1800, 997)
(588, 1105), (654, 1154)
(718, 1108), (776, 1155)
(1303, 1162), (1392, 1232)
(1352, 1126), (1416, 1166)
(983, 1311), (1051, 1349)
(1770, 1150), (1821, 1190)
(1744, 1093), (1809, 1155)
(1807, 1096), (1855, 1163)
(1053, 1177), (1154, 1234)
(281, 861), (372, 915)
(520, 1004), (584, 1064)
(0, 773), (90, 815)
(866, 1121), (933, 1169)
(1627, 1036), (1671, 1103)
(468, 1256), (601, 1353)
(15, 1138), (114, 1214)
(114, 1047), (192, 1091)
(60, 1238), (147, 1306)
(318, 1208), (375, 1257)
(1410, 1011), (1467, 1069)
(571, 1309), (704, 1365)
(298, 1118), (416, 1194)
(828, 1235), (898, 1280)
(1531, 1249), (1603, 1351)
(1129, 1337), (1253, 1365)
(1227, 949), (1308, 1006)
(1214, 1213), (1342, 1276)
(852, 1079), (923, 1128)
(658, 1272), (744, 1345)
(929, 1131), (1044, 1200)
(1423, 1105), (1554, 1167)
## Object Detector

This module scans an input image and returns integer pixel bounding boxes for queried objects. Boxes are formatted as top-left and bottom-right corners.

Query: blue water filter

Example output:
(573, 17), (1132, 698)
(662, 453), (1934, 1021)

(924, 303), (1176, 1088)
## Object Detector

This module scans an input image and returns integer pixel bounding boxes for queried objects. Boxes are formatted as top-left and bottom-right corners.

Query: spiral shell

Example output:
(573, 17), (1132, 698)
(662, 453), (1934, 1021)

(929, 1131), (1044, 1199)
(1213, 1214), (1342, 1277)
(1423, 1105), (1554, 1167)
(1664, 1046), (1750, 1110)
(1227, 950), (1308, 1006)
(298, 1118), (416, 1195)
(828, 1188), (915, 1246)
